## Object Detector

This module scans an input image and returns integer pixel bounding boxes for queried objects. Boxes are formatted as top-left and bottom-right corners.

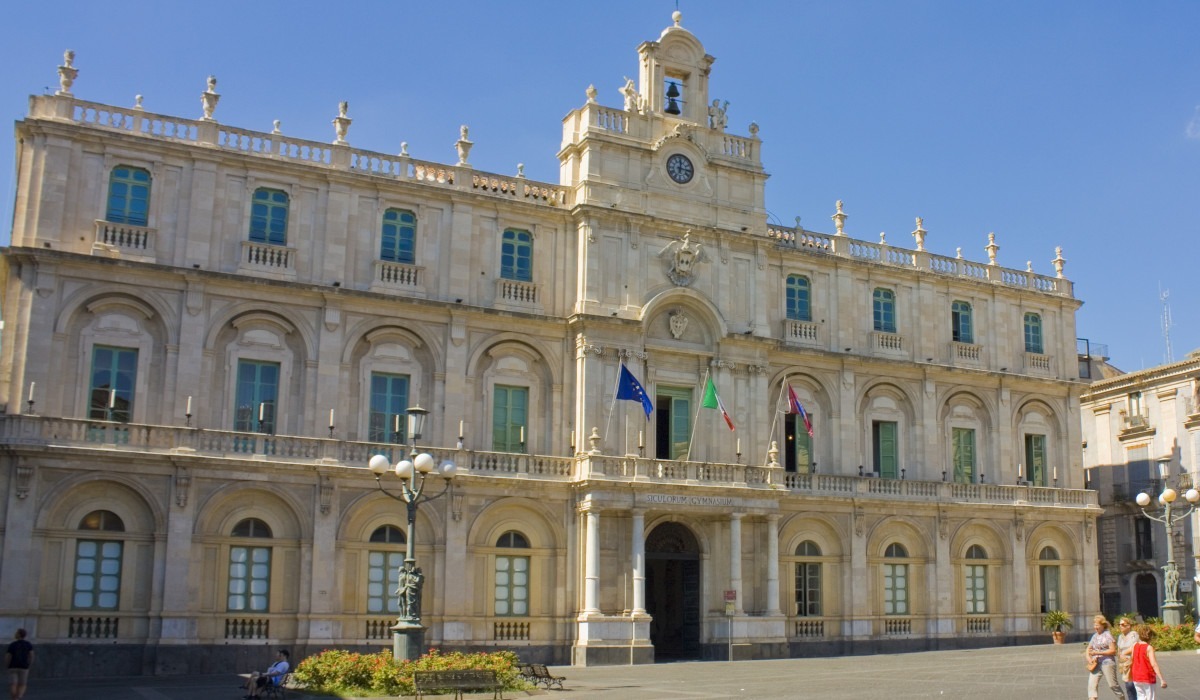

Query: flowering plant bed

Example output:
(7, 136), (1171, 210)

(292, 648), (530, 696)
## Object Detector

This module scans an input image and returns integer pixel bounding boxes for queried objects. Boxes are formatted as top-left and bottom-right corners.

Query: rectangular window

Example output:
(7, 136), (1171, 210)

(785, 414), (814, 474)
(1134, 518), (1154, 560)
(368, 373), (409, 443)
(73, 540), (122, 610)
(500, 229), (533, 282)
(794, 562), (821, 616)
(873, 289), (896, 333)
(492, 385), (528, 452)
(873, 421), (898, 479)
(951, 301), (973, 344)
(785, 275), (811, 321)
(1025, 434), (1047, 486)
(952, 428), (975, 484)
(965, 564), (987, 614)
(655, 386), (692, 460)
(249, 188), (289, 245)
(883, 563), (908, 615)
(1024, 313), (1044, 354)
(234, 360), (280, 433)
(494, 555), (529, 616)
(228, 545), (271, 612)
(106, 166), (151, 226)
(1040, 566), (1060, 613)
(366, 551), (405, 614)
(89, 346), (137, 422)
(381, 209), (416, 264)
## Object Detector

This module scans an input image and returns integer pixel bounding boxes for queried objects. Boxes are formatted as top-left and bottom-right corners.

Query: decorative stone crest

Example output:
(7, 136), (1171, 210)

(200, 75), (220, 121)
(668, 309), (689, 339)
(912, 217), (926, 251)
(832, 200), (847, 236)
(658, 231), (709, 286)
(332, 102), (352, 145)
(455, 125), (473, 166)
(57, 50), (78, 96)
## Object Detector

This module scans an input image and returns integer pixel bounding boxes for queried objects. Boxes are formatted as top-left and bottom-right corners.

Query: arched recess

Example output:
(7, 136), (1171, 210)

(35, 476), (162, 616)
(779, 514), (847, 620)
(856, 381), (919, 479)
(202, 308), (312, 435)
(640, 287), (727, 344)
(54, 291), (171, 424)
(340, 324), (438, 443)
(1026, 522), (1081, 616)
(644, 520), (703, 660)
(865, 516), (932, 622)
(1014, 399), (1065, 488)
(464, 498), (563, 622)
(949, 521), (1011, 617)
(938, 391), (993, 484)
(466, 338), (558, 454)
(769, 370), (836, 474)
(193, 484), (306, 542)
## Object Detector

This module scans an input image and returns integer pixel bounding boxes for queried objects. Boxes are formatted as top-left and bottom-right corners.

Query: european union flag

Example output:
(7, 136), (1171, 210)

(617, 364), (653, 419)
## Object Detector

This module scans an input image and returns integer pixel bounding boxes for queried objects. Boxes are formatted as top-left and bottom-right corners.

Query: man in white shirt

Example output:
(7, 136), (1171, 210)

(244, 649), (289, 700)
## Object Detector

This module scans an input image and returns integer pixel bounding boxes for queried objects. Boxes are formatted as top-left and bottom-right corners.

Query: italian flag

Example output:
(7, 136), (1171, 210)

(701, 376), (736, 431)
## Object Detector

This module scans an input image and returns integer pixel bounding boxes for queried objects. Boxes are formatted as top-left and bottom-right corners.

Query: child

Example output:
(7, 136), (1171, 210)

(1128, 624), (1166, 700)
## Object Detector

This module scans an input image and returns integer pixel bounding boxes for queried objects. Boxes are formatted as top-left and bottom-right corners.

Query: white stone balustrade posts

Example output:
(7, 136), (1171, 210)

(582, 504), (601, 615)
(766, 514), (781, 616)
(730, 512), (744, 615)
(631, 510), (646, 615)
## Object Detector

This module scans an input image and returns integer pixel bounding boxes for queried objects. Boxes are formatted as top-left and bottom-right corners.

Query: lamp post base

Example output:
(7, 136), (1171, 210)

(392, 621), (425, 662)
(1162, 602), (1183, 627)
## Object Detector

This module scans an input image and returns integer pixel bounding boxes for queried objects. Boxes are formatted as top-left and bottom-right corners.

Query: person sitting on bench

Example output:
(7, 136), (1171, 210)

(241, 649), (289, 699)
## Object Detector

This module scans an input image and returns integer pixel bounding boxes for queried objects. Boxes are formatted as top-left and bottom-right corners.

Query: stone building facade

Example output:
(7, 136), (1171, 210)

(1081, 353), (1200, 619)
(0, 13), (1098, 675)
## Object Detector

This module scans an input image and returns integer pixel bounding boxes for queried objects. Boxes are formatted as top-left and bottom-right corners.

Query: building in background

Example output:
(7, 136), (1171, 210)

(0, 12), (1098, 675)
(1081, 351), (1200, 619)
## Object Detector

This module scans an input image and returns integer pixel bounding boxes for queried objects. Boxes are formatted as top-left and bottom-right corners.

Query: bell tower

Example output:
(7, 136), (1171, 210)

(636, 10), (714, 124)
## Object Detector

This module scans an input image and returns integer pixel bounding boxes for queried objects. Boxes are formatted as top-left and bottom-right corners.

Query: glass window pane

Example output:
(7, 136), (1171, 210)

(513, 600), (528, 615)
(75, 592), (94, 608)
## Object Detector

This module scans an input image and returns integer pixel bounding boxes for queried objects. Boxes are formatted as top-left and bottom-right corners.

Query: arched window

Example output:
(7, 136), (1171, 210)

(229, 518), (272, 612)
(106, 166), (151, 226)
(495, 530), (530, 616)
(367, 525), (407, 613)
(500, 229), (533, 282)
(1024, 313), (1044, 354)
(249, 188), (289, 245)
(883, 543), (908, 615)
(794, 540), (821, 617)
(951, 300), (974, 344)
(1039, 546), (1061, 613)
(785, 275), (811, 321)
(381, 209), (416, 264)
(873, 288), (896, 333)
(73, 510), (125, 610)
(964, 545), (988, 614)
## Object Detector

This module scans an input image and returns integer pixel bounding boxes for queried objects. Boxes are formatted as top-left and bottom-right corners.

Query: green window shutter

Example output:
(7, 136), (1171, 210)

(874, 421), (898, 478)
(1024, 313), (1043, 354)
(952, 428), (975, 484)
(368, 373), (409, 443)
(234, 360), (280, 433)
(89, 346), (138, 422)
(1025, 434), (1047, 486)
(793, 414), (813, 474)
(493, 385), (528, 452)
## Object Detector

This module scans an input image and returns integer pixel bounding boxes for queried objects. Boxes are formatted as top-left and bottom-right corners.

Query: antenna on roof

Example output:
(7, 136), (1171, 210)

(1160, 284), (1173, 364)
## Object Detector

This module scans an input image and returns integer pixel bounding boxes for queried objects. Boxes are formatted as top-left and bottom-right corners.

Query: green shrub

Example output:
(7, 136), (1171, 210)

(294, 647), (532, 697)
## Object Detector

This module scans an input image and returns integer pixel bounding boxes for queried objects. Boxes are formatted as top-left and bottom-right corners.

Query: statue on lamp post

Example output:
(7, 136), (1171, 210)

(1134, 458), (1200, 626)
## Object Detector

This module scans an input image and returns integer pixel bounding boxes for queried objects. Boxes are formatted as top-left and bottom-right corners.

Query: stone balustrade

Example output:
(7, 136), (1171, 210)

(93, 220), (155, 260)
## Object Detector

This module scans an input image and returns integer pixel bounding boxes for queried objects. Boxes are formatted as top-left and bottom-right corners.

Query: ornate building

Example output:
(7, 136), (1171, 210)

(0, 13), (1097, 675)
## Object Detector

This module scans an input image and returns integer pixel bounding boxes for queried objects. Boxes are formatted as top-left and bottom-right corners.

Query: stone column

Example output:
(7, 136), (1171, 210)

(631, 510), (646, 614)
(730, 513), (744, 614)
(583, 506), (601, 614)
(766, 514), (782, 615)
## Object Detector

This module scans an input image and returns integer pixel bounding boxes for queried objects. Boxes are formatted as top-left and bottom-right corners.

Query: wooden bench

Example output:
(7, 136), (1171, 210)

(263, 671), (296, 699)
(413, 669), (502, 699)
(518, 663), (565, 690)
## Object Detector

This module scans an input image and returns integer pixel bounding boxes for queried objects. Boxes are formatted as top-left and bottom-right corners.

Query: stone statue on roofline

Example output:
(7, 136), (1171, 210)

(708, 99), (729, 131)
(620, 77), (641, 113)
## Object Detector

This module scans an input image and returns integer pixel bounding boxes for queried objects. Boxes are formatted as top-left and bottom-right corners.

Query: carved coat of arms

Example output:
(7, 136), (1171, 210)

(658, 231), (710, 287)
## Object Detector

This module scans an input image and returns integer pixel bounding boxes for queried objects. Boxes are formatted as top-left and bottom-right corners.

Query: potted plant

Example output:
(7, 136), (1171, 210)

(1042, 610), (1073, 644)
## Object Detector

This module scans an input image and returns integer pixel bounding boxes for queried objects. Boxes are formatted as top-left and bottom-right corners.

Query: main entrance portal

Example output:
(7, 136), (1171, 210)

(645, 522), (701, 660)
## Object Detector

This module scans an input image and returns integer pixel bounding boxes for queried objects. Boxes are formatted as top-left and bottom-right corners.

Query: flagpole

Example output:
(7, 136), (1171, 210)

(603, 358), (624, 446)
(686, 366), (709, 462)
(764, 376), (788, 467)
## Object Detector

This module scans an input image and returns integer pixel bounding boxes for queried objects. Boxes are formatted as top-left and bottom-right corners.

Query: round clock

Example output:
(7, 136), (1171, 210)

(665, 153), (694, 184)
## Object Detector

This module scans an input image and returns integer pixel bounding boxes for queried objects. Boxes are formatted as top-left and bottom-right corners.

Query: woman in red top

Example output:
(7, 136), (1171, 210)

(1129, 624), (1166, 700)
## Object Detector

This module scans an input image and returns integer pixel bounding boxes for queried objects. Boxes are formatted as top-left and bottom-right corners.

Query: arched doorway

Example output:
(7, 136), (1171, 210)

(1134, 573), (1159, 620)
(645, 522), (701, 660)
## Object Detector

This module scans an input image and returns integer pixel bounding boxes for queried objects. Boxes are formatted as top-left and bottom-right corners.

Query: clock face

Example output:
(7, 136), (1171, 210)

(666, 153), (694, 184)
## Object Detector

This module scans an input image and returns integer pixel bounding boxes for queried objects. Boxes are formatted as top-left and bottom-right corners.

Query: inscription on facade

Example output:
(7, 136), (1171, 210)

(642, 494), (735, 507)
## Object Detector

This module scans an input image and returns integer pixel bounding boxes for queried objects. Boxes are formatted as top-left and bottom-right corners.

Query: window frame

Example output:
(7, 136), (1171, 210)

(368, 372), (410, 444)
(105, 165), (151, 226)
(1038, 546), (1060, 613)
(882, 543), (910, 616)
(366, 525), (407, 614)
(234, 359), (280, 434)
(492, 384), (529, 453)
(952, 427), (976, 484)
(88, 345), (138, 423)
(228, 518), (273, 613)
(785, 275), (812, 322)
(493, 530), (531, 617)
(793, 540), (822, 617)
(381, 208), (417, 265)
(951, 300), (974, 344)
(1023, 312), (1044, 354)
(873, 288), (897, 333)
(72, 510), (126, 611)
(248, 187), (290, 246)
(500, 228), (533, 282)
(963, 545), (988, 615)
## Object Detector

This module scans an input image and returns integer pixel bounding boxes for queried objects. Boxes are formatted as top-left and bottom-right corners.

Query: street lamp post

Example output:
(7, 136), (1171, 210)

(368, 405), (456, 661)
(1134, 458), (1199, 626)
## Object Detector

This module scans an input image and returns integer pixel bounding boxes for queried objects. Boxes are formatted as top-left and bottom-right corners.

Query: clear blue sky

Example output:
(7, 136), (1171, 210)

(2, 1), (1197, 371)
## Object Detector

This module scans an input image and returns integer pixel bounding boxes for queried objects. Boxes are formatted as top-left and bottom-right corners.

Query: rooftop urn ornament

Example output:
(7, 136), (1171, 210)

(879, 231), (887, 245)
(832, 200), (847, 236)
(767, 440), (780, 468)
(1026, 261), (1033, 273)
(134, 95), (144, 111)
(1052, 246), (1066, 278)
(332, 101), (352, 144)
(708, 99), (729, 131)
(516, 163), (525, 178)
(399, 142), (409, 157)
(272, 120), (281, 135)
(455, 125), (473, 166)
(586, 84), (598, 104)
(748, 121), (760, 137)
(588, 427), (602, 455)
(673, 9), (682, 26)
(200, 75), (220, 121)
(56, 50), (78, 96)
(985, 232), (999, 265)
(912, 217), (926, 251)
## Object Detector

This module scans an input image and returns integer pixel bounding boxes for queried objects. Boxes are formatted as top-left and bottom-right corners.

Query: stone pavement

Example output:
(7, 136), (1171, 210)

(25, 644), (1200, 699)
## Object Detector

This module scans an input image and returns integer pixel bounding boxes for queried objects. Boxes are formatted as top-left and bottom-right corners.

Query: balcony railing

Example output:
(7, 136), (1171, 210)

(783, 320), (820, 346)
(93, 220), (155, 261)
(240, 241), (296, 276)
(1024, 352), (1053, 375)
(0, 415), (1097, 508)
